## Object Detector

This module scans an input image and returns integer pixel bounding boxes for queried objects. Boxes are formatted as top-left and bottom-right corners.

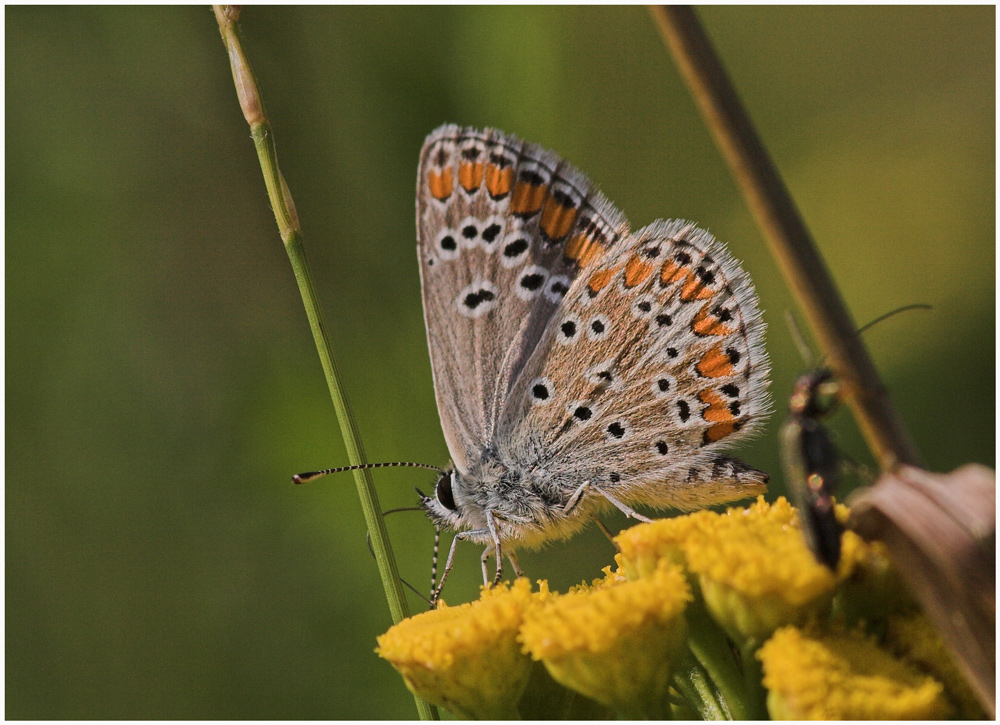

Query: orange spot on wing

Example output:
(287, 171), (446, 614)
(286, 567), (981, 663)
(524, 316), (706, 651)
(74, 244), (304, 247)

(660, 260), (687, 285)
(458, 162), (484, 192)
(565, 233), (603, 267)
(623, 255), (655, 288)
(692, 305), (734, 337)
(698, 389), (735, 423)
(704, 421), (739, 444)
(587, 268), (615, 294)
(427, 168), (453, 201)
(510, 180), (548, 216)
(680, 272), (714, 301)
(485, 164), (514, 199)
(540, 195), (578, 241)
(696, 344), (735, 378)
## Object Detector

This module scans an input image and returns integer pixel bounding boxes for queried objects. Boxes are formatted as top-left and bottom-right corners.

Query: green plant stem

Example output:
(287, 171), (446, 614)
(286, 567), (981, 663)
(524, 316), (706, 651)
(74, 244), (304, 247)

(739, 640), (768, 720)
(648, 5), (921, 472)
(616, 698), (672, 721)
(213, 6), (436, 720)
(684, 600), (746, 719)
(280, 229), (409, 623)
(672, 652), (727, 720)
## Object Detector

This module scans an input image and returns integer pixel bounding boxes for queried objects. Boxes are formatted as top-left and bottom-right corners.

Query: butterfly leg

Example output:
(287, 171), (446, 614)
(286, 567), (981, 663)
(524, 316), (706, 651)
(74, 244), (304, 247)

(589, 514), (619, 547)
(562, 481), (591, 515)
(432, 527), (488, 608)
(593, 486), (654, 523)
(479, 546), (493, 586)
(507, 550), (524, 578)
(478, 547), (507, 587)
(486, 510), (504, 586)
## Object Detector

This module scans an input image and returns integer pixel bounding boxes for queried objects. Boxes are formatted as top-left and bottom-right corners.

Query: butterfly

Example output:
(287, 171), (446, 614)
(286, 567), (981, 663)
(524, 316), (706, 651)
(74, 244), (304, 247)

(412, 124), (772, 594)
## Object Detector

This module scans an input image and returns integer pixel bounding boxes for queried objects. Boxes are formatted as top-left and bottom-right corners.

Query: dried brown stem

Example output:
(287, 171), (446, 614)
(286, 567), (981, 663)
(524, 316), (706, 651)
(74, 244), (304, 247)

(648, 6), (922, 471)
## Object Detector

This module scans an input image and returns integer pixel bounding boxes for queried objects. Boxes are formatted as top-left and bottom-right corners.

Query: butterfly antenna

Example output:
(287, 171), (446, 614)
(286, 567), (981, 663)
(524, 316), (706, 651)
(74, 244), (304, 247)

(293, 461), (446, 484)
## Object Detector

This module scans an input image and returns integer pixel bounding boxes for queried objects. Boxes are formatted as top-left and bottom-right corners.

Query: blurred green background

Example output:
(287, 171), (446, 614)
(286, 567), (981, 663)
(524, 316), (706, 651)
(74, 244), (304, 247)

(7, 6), (994, 719)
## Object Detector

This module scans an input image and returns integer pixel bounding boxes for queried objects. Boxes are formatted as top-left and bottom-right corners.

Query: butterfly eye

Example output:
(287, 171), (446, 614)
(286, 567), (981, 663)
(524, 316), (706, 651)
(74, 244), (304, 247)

(436, 473), (457, 511)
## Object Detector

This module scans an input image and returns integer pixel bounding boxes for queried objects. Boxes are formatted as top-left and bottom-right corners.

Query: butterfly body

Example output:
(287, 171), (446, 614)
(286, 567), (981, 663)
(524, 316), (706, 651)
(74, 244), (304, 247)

(424, 448), (597, 550)
(416, 125), (772, 563)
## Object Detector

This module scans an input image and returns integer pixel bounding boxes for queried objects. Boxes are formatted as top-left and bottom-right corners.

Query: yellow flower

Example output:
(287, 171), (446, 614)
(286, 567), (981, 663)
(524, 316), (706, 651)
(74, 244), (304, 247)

(615, 509), (717, 579)
(375, 578), (548, 719)
(568, 553), (627, 593)
(759, 625), (951, 719)
(886, 613), (986, 719)
(683, 497), (838, 643)
(520, 562), (691, 718)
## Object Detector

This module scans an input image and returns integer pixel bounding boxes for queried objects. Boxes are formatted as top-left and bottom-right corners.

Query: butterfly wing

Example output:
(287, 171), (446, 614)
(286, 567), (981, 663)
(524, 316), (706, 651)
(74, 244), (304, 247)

(502, 218), (771, 510)
(416, 125), (626, 471)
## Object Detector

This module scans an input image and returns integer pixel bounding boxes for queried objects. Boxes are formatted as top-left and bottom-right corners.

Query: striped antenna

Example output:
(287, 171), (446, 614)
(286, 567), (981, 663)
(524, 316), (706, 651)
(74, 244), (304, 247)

(292, 461), (446, 484)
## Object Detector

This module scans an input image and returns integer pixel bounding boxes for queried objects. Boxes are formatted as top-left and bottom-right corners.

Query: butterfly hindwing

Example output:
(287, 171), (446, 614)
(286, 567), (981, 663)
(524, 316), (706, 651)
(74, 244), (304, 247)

(504, 219), (771, 510)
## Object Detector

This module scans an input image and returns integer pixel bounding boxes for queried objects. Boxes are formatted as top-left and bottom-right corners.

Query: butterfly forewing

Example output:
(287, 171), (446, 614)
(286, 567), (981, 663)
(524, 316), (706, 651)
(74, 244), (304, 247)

(417, 125), (625, 471)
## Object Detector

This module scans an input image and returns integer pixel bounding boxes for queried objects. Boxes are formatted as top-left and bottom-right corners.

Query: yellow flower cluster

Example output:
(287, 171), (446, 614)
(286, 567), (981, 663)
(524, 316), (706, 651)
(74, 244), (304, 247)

(376, 496), (980, 720)
(618, 496), (849, 644)
(376, 558), (691, 719)
(759, 626), (950, 719)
